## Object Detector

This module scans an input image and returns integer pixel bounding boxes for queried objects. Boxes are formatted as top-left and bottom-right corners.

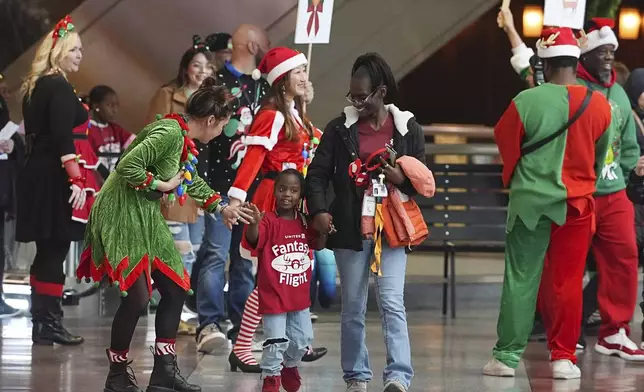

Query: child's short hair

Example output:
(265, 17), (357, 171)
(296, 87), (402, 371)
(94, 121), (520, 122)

(273, 169), (305, 193)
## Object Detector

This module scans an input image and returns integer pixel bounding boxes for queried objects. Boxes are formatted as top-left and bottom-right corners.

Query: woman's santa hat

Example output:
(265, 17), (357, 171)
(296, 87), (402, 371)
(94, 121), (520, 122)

(579, 18), (619, 54)
(254, 47), (308, 86)
(536, 27), (581, 59)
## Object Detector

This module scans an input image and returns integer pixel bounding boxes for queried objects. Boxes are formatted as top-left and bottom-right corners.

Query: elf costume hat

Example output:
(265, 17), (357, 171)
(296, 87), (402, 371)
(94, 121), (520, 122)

(256, 47), (307, 86)
(536, 27), (581, 59)
(580, 18), (619, 54)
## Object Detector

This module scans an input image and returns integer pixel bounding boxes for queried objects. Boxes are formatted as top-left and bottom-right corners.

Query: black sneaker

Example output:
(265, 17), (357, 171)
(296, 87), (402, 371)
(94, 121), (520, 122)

(0, 300), (21, 319)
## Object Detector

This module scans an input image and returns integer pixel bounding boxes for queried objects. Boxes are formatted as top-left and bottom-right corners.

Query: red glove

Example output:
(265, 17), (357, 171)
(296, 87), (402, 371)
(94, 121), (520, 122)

(62, 156), (85, 188)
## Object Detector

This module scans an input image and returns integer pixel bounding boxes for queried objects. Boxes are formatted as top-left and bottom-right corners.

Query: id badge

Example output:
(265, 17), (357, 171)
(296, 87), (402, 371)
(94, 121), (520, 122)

(362, 195), (376, 217)
(372, 179), (388, 198)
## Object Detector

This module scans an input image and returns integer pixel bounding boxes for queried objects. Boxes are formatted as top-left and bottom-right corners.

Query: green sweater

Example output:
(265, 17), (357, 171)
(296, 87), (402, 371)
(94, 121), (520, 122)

(577, 79), (639, 196)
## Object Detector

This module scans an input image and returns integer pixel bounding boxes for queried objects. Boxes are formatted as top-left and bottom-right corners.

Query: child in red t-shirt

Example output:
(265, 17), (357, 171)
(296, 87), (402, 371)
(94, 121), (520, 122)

(86, 85), (135, 180)
(245, 169), (325, 392)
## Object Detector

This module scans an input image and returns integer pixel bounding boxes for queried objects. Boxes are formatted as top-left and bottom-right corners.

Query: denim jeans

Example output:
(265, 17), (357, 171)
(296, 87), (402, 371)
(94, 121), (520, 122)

(196, 197), (254, 336)
(167, 216), (204, 275)
(335, 240), (413, 389)
(261, 308), (314, 377)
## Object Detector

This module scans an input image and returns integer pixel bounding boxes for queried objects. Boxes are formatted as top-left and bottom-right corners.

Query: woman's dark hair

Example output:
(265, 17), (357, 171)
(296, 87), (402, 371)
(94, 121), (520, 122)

(274, 168), (305, 194)
(186, 77), (235, 119)
(88, 85), (116, 106)
(351, 52), (398, 104)
(169, 46), (214, 88)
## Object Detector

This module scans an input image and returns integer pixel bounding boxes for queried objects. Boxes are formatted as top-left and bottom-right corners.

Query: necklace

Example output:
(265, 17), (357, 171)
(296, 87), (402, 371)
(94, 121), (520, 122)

(163, 113), (199, 206)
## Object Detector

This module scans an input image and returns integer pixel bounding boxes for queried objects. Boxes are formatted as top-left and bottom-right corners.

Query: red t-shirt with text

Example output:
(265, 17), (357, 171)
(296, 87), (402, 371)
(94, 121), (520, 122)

(254, 212), (317, 315)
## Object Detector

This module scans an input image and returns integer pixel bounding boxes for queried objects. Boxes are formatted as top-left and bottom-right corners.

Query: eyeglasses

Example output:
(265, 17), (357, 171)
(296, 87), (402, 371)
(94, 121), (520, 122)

(345, 86), (382, 106)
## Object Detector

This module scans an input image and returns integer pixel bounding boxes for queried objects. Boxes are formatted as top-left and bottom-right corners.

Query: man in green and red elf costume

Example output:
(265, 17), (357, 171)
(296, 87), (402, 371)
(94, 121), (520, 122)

(483, 27), (613, 380)
(505, 18), (644, 360)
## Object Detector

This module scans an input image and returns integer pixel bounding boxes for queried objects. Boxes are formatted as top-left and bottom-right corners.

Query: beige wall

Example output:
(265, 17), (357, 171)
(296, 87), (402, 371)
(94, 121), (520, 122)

(3, 0), (496, 132)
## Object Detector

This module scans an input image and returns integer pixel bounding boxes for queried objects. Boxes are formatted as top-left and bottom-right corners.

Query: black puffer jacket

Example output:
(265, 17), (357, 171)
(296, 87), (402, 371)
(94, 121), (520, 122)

(306, 105), (426, 251)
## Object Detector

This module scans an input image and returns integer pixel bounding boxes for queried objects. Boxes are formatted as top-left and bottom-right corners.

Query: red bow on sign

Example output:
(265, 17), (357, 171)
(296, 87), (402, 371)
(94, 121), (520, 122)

(306, 1), (324, 37)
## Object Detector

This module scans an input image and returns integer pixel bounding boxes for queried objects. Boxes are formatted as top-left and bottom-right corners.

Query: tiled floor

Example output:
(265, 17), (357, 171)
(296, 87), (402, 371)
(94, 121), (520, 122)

(2, 282), (644, 391)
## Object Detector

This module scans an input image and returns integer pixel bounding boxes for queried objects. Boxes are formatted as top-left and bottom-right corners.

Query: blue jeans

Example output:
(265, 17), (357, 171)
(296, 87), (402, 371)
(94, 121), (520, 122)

(196, 197), (254, 335)
(261, 308), (314, 377)
(167, 216), (205, 275)
(335, 240), (413, 389)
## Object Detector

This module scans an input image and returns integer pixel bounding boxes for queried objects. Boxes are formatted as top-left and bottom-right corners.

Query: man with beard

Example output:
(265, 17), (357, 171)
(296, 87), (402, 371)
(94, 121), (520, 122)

(193, 24), (327, 371)
(502, 17), (643, 360)
(484, 27), (612, 380)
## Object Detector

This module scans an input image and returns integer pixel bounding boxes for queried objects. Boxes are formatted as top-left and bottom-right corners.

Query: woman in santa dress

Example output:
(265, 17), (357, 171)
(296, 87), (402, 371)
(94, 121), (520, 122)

(225, 47), (323, 372)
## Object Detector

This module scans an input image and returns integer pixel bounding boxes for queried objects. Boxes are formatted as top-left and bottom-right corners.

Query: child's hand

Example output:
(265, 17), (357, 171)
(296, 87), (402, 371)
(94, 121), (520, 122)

(247, 203), (264, 225)
(636, 156), (644, 177)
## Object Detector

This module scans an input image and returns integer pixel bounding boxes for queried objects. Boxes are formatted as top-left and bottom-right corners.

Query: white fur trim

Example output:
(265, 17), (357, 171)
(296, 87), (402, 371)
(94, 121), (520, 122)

(343, 104), (414, 136)
(266, 53), (308, 85)
(537, 44), (581, 59)
(510, 44), (535, 74)
(244, 111), (285, 151)
(581, 27), (619, 54)
(227, 187), (247, 203)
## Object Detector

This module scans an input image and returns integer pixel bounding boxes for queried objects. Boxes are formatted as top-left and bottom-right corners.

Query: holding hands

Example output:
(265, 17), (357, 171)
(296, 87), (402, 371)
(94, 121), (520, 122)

(221, 203), (254, 230)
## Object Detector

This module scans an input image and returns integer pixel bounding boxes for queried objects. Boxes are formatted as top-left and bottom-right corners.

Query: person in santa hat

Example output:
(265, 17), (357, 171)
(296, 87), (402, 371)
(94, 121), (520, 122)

(224, 46), (324, 373)
(499, 14), (644, 360)
(483, 27), (613, 380)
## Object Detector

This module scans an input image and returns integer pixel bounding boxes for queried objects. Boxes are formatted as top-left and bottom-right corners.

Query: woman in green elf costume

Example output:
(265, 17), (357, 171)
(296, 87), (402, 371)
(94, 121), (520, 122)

(76, 77), (254, 392)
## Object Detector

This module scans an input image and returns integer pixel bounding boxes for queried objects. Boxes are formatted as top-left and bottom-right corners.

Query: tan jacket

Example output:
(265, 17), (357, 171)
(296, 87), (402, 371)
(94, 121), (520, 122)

(147, 84), (199, 223)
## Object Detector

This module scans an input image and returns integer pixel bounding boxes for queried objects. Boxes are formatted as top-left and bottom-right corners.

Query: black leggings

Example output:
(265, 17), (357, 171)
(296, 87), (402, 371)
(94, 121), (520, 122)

(30, 239), (70, 286)
(110, 270), (187, 351)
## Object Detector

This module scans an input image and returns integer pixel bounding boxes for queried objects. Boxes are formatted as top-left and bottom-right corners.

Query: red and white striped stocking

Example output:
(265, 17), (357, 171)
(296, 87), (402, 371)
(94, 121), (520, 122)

(107, 348), (129, 363)
(232, 287), (261, 365)
(154, 338), (176, 356)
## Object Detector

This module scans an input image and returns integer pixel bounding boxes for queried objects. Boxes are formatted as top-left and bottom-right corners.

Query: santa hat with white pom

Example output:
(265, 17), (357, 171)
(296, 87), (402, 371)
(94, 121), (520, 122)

(252, 47), (308, 85)
(579, 18), (619, 54)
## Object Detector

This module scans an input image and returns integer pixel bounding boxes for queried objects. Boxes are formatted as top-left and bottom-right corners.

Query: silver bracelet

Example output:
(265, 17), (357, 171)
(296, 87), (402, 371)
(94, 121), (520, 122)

(215, 202), (229, 214)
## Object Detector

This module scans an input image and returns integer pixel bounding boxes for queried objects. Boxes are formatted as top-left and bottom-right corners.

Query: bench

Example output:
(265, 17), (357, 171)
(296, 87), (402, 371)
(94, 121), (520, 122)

(416, 163), (508, 318)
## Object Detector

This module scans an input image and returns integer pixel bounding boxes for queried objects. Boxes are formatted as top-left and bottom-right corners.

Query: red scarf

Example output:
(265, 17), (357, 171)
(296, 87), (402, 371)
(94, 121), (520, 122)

(307, 2), (323, 36)
(577, 63), (616, 88)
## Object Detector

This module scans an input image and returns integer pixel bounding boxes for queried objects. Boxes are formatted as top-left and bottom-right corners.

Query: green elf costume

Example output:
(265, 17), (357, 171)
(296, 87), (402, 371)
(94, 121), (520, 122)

(483, 27), (612, 380)
(76, 113), (225, 392)
(509, 18), (644, 361)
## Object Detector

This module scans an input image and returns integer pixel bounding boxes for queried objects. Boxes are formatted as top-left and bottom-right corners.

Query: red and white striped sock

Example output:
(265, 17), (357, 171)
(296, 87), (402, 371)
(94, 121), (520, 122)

(107, 348), (129, 363)
(232, 288), (261, 365)
(154, 338), (176, 356)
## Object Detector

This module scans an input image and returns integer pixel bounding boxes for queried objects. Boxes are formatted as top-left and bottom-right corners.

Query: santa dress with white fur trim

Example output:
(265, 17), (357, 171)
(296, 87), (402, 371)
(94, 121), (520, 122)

(228, 103), (321, 262)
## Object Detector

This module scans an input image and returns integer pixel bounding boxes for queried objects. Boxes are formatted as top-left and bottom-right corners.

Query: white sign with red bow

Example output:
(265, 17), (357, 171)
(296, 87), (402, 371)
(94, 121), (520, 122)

(294, 0), (335, 44)
(543, 0), (586, 29)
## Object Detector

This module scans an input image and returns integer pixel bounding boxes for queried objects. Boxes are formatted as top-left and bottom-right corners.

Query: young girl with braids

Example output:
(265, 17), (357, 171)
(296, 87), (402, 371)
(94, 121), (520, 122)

(225, 47), (325, 372)
(76, 78), (254, 392)
(245, 169), (325, 392)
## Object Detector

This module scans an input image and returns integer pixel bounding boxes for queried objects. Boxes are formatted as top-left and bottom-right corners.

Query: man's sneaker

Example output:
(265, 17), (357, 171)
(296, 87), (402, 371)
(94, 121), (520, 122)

(310, 312), (318, 323)
(0, 300), (21, 319)
(551, 359), (581, 379)
(251, 338), (263, 353)
(346, 380), (368, 392)
(383, 379), (406, 391)
(177, 319), (196, 336)
(577, 334), (586, 352)
(483, 358), (515, 377)
(196, 323), (227, 354)
(595, 328), (644, 361)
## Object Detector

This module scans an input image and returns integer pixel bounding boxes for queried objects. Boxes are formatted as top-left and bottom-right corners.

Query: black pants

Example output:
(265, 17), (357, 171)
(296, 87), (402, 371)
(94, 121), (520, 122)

(110, 270), (187, 351)
(29, 239), (70, 296)
(0, 208), (4, 295)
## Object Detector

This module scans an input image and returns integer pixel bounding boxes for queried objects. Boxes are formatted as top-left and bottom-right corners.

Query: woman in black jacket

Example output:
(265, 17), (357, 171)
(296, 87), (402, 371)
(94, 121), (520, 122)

(305, 53), (425, 392)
